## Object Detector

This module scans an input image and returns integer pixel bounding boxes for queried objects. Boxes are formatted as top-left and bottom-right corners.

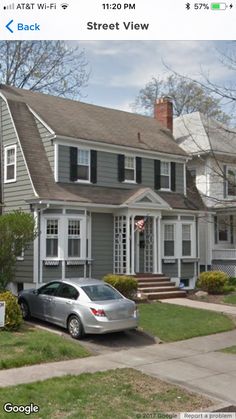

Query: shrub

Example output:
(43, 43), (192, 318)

(196, 271), (228, 295)
(0, 291), (22, 331)
(103, 274), (138, 299)
(228, 277), (236, 287)
(223, 284), (236, 294)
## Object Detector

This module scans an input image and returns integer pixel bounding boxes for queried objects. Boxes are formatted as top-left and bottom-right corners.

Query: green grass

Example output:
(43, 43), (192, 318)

(139, 302), (235, 342)
(223, 294), (236, 305)
(219, 345), (236, 355)
(0, 369), (213, 419)
(0, 324), (90, 369)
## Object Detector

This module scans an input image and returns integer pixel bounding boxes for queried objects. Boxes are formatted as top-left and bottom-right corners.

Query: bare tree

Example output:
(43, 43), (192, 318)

(0, 41), (89, 98)
(133, 75), (230, 124)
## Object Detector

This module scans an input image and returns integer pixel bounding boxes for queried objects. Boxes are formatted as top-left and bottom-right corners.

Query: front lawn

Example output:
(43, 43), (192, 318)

(0, 324), (90, 369)
(0, 369), (214, 418)
(139, 302), (235, 342)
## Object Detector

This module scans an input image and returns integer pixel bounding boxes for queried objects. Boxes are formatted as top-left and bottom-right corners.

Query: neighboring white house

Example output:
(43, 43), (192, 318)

(174, 112), (236, 276)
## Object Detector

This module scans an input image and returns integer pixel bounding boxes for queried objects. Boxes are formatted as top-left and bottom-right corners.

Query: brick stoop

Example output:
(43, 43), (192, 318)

(134, 274), (187, 300)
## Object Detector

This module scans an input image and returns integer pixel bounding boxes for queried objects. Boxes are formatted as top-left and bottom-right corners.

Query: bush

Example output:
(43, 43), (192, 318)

(223, 284), (236, 294)
(0, 291), (22, 331)
(103, 274), (138, 299)
(196, 271), (228, 294)
(228, 277), (236, 287)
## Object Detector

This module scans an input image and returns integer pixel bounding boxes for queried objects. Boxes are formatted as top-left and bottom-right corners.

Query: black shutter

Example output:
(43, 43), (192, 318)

(223, 165), (227, 198)
(90, 150), (97, 184)
(214, 216), (218, 244)
(136, 157), (142, 184)
(171, 162), (176, 191)
(118, 154), (125, 182)
(70, 147), (77, 181)
(154, 160), (161, 190)
(230, 215), (234, 244)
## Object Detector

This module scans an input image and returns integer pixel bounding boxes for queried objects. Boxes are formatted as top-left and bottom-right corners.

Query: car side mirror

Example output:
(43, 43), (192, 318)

(33, 289), (39, 295)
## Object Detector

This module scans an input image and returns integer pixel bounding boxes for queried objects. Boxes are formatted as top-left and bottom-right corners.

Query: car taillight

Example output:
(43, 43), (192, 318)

(90, 308), (106, 317)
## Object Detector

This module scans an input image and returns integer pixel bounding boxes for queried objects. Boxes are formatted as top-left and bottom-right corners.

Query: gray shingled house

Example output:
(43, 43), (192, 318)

(0, 86), (204, 294)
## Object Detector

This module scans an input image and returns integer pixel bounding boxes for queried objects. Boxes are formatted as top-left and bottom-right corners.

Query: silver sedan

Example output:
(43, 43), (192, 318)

(18, 279), (139, 339)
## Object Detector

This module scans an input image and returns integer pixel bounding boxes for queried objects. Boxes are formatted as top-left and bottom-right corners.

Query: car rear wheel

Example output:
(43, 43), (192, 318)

(68, 315), (84, 339)
(19, 300), (31, 320)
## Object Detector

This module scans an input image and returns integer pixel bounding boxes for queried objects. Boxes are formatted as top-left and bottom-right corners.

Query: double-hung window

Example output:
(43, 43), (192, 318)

(68, 220), (81, 258)
(182, 224), (192, 256)
(4, 145), (16, 183)
(218, 216), (229, 242)
(164, 224), (174, 257)
(124, 156), (135, 182)
(160, 162), (170, 190)
(46, 220), (58, 258)
(227, 167), (236, 196)
(77, 149), (90, 181)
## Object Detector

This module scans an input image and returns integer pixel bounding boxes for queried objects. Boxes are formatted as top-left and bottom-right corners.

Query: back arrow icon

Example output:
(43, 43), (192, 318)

(6, 19), (13, 33)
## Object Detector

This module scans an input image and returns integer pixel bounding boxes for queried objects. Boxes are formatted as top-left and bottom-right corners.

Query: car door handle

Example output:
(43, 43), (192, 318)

(66, 301), (73, 305)
(45, 297), (53, 302)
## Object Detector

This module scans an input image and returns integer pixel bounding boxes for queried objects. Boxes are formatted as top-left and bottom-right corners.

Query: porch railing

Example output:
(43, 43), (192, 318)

(212, 248), (236, 260)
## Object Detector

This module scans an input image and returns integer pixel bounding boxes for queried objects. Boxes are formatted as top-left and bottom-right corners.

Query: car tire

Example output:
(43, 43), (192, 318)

(67, 315), (84, 339)
(19, 299), (31, 320)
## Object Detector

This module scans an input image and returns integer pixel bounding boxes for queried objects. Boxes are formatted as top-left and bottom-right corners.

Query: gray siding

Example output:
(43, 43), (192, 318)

(65, 265), (85, 278)
(91, 213), (113, 279)
(42, 263), (62, 282)
(181, 262), (195, 278)
(1, 100), (34, 212)
(162, 261), (178, 277)
(34, 117), (54, 173)
(58, 146), (185, 193)
(15, 244), (34, 284)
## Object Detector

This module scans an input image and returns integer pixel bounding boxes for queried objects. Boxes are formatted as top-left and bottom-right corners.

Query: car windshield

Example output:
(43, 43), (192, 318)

(81, 284), (123, 301)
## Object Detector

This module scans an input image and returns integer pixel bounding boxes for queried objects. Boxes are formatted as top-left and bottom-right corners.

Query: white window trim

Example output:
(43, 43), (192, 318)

(75, 148), (91, 184)
(182, 223), (193, 257)
(124, 155), (136, 184)
(41, 215), (86, 261)
(4, 144), (17, 183)
(163, 222), (176, 258)
(160, 161), (171, 191)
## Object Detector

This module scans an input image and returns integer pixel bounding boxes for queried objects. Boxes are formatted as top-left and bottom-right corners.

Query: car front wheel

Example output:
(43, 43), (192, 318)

(67, 315), (84, 339)
(19, 300), (31, 320)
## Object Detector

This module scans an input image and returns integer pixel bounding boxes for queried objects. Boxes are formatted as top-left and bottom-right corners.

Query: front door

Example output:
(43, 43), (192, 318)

(134, 217), (154, 273)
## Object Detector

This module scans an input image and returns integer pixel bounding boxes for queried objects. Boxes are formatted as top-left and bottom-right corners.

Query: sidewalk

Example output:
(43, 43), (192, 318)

(160, 298), (236, 315)
(1, 329), (236, 405)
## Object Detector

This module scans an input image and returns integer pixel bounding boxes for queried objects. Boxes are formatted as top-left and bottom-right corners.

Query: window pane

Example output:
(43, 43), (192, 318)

(46, 238), (58, 257)
(125, 156), (134, 169)
(68, 220), (80, 235)
(47, 220), (58, 235)
(182, 225), (191, 241)
(77, 165), (89, 180)
(68, 239), (80, 257)
(78, 150), (89, 165)
(164, 225), (174, 240)
(228, 169), (236, 196)
(7, 165), (15, 180)
(7, 148), (15, 164)
(161, 162), (169, 175)
(39, 282), (61, 296)
(125, 168), (135, 181)
(82, 284), (122, 301)
(57, 284), (79, 300)
(182, 241), (191, 256)
(164, 241), (174, 256)
(161, 175), (170, 189)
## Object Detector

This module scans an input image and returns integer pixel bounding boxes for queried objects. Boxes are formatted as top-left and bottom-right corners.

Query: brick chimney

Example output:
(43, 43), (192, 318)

(154, 97), (173, 133)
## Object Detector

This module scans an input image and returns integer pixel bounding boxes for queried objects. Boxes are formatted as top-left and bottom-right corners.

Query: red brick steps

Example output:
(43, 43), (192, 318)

(134, 274), (186, 300)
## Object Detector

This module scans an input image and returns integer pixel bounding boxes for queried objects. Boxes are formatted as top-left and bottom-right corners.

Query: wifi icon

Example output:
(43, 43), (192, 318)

(61, 3), (69, 9)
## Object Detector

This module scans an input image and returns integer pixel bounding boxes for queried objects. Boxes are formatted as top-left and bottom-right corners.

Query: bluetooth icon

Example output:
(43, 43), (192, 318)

(186, 2), (191, 9)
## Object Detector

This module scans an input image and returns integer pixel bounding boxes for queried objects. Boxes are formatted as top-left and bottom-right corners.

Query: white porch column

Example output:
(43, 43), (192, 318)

(157, 216), (162, 274)
(131, 215), (135, 275)
(126, 215), (131, 275)
(153, 216), (158, 274)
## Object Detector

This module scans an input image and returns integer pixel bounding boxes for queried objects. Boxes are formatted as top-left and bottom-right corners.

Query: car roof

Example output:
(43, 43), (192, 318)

(61, 278), (104, 287)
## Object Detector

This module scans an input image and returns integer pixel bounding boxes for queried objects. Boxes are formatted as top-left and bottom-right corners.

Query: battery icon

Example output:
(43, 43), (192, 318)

(211, 3), (227, 9)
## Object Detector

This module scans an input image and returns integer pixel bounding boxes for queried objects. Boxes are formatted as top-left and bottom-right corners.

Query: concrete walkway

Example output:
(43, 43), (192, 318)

(1, 330), (236, 406)
(161, 298), (236, 315)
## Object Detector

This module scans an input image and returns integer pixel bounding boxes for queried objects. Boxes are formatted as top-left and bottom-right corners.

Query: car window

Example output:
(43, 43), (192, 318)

(56, 284), (79, 300)
(38, 282), (61, 296)
(81, 284), (122, 301)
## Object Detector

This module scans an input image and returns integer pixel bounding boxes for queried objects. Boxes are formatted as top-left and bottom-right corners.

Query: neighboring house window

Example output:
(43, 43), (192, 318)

(160, 162), (170, 189)
(77, 149), (90, 181)
(68, 220), (81, 257)
(182, 224), (191, 256)
(164, 224), (174, 256)
(218, 216), (229, 242)
(190, 169), (196, 184)
(227, 168), (236, 196)
(124, 156), (135, 182)
(4, 145), (16, 183)
(46, 219), (58, 257)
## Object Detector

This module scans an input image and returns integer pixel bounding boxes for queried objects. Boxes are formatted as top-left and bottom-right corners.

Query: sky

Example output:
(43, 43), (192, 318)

(77, 40), (235, 113)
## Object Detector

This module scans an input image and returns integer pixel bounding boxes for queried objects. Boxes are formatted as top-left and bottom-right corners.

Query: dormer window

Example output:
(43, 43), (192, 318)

(4, 145), (16, 183)
(160, 161), (170, 190)
(77, 149), (90, 181)
(124, 156), (136, 182)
